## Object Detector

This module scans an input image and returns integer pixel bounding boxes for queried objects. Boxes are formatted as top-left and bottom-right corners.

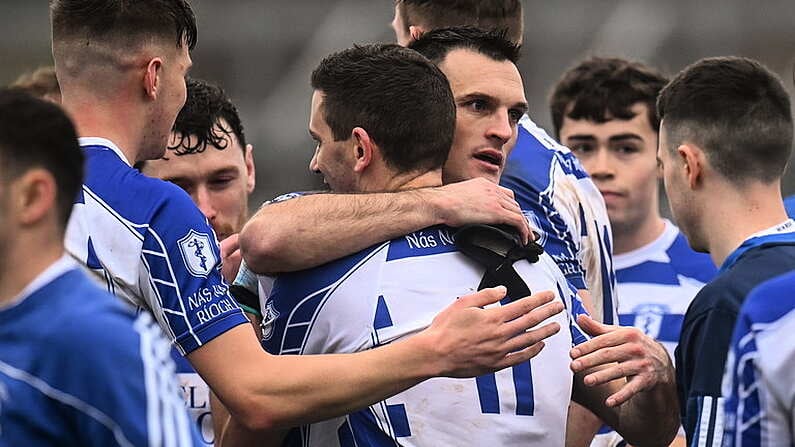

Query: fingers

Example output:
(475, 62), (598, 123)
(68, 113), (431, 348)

(220, 233), (241, 257)
(576, 314), (610, 336)
(495, 341), (546, 369)
(504, 322), (561, 352)
(456, 286), (508, 308)
(496, 291), (555, 321)
(604, 379), (647, 407)
(570, 327), (643, 361)
(581, 360), (644, 387)
(502, 300), (563, 335)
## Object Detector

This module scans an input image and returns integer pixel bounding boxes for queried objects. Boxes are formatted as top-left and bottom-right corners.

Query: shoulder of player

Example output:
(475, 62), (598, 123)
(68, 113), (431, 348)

(742, 271), (795, 325)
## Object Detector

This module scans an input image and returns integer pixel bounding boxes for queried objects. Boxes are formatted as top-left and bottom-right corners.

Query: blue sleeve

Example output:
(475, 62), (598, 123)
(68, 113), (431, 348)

(56, 310), (202, 446)
(142, 184), (248, 355)
(675, 304), (736, 447)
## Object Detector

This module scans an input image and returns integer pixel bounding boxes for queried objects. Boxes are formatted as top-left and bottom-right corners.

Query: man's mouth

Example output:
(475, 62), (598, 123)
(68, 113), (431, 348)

(473, 149), (504, 168)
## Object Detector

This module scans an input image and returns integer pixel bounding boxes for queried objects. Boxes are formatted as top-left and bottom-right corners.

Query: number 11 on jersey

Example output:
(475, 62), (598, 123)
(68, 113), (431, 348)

(476, 361), (535, 416)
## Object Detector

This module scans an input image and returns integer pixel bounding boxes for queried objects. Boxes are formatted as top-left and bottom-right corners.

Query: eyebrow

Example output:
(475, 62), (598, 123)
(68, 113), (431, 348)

(456, 92), (529, 114)
(566, 133), (644, 142)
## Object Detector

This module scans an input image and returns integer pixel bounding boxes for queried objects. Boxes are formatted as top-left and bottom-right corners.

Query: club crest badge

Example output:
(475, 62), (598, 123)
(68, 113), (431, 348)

(260, 300), (280, 342)
(632, 303), (669, 339)
(178, 229), (218, 278)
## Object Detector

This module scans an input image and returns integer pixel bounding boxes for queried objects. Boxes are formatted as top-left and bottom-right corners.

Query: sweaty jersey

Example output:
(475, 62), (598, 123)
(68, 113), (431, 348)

(0, 256), (200, 447)
(675, 220), (795, 446)
(591, 221), (716, 447)
(722, 271), (795, 447)
(260, 225), (589, 446)
(65, 138), (248, 355)
(501, 116), (617, 324)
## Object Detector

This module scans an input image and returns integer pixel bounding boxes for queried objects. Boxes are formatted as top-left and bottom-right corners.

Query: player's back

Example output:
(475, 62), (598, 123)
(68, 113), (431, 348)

(501, 116), (617, 324)
(0, 258), (199, 446)
(262, 225), (587, 446)
(723, 270), (795, 447)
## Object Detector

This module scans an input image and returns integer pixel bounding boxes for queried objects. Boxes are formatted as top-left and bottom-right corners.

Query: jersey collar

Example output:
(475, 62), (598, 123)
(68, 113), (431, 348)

(78, 137), (132, 166)
(719, 219), (795, 274)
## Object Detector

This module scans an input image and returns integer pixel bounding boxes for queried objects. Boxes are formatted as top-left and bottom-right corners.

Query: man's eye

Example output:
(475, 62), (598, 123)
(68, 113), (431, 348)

(570, 143), (594, 154)
(464, 99), (487, 112)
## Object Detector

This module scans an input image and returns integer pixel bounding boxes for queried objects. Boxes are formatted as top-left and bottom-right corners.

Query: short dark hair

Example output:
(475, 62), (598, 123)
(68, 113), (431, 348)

(10, 66), (61, 101)
(0, 89), (83, 229)
(50, 0), (197, 50)
(658, 56), (793, 184)
(409, 27), (521, 65)
(168, 78), (246, 155)
(396, 0), (523, 44)
(549, 57), (668, 138)
(311, 44), (455, 174)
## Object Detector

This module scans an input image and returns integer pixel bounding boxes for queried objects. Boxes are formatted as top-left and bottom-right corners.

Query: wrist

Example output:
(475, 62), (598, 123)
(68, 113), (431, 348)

(401, 328), (445, 379)
(418, 186), (449, 226)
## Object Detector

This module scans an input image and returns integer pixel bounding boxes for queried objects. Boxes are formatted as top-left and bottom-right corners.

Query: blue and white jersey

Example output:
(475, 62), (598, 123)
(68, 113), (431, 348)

(171, 352), (214, 446)
(261, 225), (589, 446)
(722, 271), (795, 447)
(614, 220), (716, 361)
(501, 116), (617, 324)
(591, 220), (716, 447)
(65, 138), (248, 355)
(0, 256), (200, 446)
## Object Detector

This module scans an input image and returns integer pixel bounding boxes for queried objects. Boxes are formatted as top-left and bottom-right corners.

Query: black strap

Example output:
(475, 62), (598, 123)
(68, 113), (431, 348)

(454, 224), (544, 301)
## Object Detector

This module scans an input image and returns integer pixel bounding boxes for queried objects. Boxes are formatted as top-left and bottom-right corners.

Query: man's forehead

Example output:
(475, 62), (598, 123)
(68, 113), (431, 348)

(438, 49), (525, 100)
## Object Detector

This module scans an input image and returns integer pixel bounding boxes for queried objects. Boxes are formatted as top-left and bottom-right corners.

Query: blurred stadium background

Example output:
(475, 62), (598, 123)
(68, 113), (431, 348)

(2, 0), (794, 210)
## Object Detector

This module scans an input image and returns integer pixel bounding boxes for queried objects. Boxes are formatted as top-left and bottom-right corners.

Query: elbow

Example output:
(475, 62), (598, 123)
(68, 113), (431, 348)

(239, 218), (286, 275)
(619, 417), (679, 447)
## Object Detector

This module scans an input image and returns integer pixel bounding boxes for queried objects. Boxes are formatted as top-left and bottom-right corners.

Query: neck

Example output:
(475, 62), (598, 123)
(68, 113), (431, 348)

(0, 234), (63, 307)
(364, 168), (443, 192)
(613, 214), (667, 255)
(703, 181), (787, 267)
(61, 91), (145, 164)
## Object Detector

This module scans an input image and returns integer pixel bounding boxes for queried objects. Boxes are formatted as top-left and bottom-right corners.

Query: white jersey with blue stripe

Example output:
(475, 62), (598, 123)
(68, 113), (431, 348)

(0, 256), (200, 446)
(260, 225), (589, 446)
(64, 138), (248, 355)
(501, 115), (617, 324)
(722, 270), (795, 447)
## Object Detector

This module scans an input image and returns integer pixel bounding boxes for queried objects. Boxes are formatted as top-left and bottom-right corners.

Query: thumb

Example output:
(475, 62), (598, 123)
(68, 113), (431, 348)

(576, 314), (610, 336)
(457, 286), (507, 308)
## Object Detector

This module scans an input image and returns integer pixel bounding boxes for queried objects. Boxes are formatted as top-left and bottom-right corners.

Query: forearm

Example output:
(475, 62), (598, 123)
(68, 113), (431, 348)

(192, 324), (440, 432)
(614, 378), (679, 446)
(240, 190), (440, 274)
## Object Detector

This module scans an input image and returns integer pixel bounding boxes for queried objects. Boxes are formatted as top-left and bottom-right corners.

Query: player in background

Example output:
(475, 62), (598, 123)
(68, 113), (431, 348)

(549, 57), (717, 447)
(53, 0), (564, 436)
(656, 56), (795, 446)
(0, 89), (200, 446)
(722, 271), (795, 447)
(138, 78), (256, 446)
(9, 66), (61, 103)
(243, 38), (675, 447)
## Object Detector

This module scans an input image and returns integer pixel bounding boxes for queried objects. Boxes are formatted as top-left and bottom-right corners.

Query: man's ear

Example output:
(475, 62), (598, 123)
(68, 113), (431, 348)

(677, 143), (705, 189)
(143, 57), (163, 100)
(351, 127), (374, 173)
(244, 144), (256, 194)
(13, 169), (57, 227)
(408, 25), (425, 43)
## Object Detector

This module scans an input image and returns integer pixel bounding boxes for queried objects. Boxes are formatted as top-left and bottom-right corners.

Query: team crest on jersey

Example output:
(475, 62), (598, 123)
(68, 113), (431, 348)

(632, 304), (669, 339)
(260, 300), (280, 341)
(178, 229), (218, 278)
